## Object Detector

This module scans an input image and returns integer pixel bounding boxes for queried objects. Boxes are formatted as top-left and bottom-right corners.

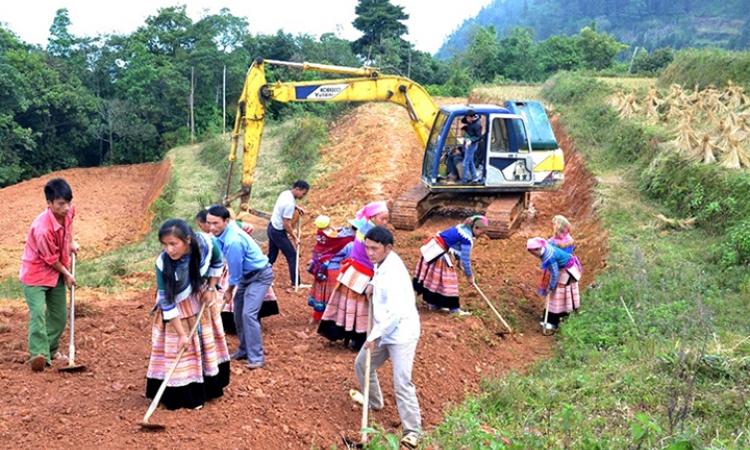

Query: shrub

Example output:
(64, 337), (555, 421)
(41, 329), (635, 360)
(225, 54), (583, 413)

(659, 49), (750, 89)
(279, 114), (327, 185)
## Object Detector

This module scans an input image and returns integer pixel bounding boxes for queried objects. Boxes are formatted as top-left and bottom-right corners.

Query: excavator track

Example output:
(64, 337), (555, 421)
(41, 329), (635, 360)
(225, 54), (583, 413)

(392, 183), (529, 239)
(484, 193), (529, 239)
(391, 183), (432, 231)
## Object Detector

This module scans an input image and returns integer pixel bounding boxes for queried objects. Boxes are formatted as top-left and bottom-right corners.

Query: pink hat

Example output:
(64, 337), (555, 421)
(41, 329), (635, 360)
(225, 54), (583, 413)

(356, 201), (389, 221)
(526, 237), (546, 250)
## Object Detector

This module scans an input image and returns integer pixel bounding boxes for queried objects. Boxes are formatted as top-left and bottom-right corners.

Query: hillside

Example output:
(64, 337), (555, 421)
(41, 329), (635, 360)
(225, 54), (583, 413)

(437, 0), (750, 57)
(0, 96), (605, 448)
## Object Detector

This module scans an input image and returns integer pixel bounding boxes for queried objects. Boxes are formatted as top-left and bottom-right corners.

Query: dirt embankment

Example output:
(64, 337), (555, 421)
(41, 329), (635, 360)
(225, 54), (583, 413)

(0, 104), (605, 449)
(0, 160), (172, 281)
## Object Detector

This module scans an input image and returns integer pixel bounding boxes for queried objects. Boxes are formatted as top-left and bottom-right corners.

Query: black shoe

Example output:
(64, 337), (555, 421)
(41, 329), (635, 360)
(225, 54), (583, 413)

(230, 352), (248, 361)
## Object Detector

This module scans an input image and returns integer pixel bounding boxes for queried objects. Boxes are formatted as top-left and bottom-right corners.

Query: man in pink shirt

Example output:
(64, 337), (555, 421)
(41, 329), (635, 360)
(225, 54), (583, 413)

(19, 178), (79, 372)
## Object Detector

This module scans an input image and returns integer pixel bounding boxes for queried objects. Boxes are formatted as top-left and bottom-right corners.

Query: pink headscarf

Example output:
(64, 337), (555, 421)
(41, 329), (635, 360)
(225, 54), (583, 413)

(464, 215), (489, 228)
(526, 237), (547, 250)
(356, 201), (389, 221)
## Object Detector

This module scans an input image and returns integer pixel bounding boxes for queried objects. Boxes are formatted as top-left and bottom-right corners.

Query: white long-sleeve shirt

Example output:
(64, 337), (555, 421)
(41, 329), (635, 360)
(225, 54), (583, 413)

(367, 250), (421, 345)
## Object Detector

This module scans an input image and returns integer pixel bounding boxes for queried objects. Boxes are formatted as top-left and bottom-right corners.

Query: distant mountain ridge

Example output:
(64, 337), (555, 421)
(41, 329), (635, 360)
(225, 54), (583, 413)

(436, 0), (750, 58)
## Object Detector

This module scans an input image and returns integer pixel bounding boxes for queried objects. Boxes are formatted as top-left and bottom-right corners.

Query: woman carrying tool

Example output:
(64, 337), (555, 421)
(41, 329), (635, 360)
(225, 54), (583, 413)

(526, 236), (583, 331)
(307, 215), (355, 324)
(146, 219), (230, 410)
(318, 201), (389, 351)
(413, 215), (488, 315)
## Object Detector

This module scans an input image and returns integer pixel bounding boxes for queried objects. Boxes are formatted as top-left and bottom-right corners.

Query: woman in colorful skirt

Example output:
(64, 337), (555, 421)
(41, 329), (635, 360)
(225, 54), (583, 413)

(526, 236), (583, 332)
(533, 215), (577, 330)
(307, 215), (355, 324)
(195, 210), (278, 334)
(146, 219), (231, 410)
(413, 215), (488, 315)
(318, 201), (389, 351)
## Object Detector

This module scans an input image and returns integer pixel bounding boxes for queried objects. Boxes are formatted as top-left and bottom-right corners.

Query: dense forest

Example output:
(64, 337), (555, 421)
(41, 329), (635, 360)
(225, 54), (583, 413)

(0, 3), (454, 187)
(438, 0), (750, 57)
(1, 0), (747, 189)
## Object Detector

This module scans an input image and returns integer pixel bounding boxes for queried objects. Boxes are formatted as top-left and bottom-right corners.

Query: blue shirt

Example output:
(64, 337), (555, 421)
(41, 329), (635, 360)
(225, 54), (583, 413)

(540, 245), (572, 290)
(438, 224), (475, 276)
(215, 222), (269, 287)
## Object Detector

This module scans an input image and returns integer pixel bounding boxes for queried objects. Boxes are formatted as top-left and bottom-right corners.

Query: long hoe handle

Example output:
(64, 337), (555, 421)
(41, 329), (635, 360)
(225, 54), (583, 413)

(360, 294), (375, 444)
(542, 293), (552, 336)
(141, 302), (207, 427)
(295, 218), (301, 292)
(472, 283), (512, 333)
(360, 346), (372, 444)
(68, 254), (78, 366)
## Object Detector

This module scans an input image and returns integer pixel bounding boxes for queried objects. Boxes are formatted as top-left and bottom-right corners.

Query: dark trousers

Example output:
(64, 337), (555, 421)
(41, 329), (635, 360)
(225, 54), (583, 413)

(267, 223), (298, 286)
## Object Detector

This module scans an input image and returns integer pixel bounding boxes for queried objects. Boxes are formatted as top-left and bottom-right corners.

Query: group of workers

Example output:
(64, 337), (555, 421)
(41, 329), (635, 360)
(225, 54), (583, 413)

(18, 176), (583, 449)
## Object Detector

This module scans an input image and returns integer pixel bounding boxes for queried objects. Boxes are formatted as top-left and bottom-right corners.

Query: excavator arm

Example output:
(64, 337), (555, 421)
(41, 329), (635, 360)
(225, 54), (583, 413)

(224, 58), (439, 211)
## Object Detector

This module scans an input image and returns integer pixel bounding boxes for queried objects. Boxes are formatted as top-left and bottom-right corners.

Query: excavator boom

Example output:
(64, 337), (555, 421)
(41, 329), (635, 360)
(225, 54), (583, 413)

(225, 57), (439, 210)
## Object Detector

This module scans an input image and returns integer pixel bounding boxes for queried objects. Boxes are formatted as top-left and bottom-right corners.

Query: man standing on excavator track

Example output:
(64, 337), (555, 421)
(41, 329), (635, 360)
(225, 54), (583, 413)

(267, 180), (309, 288)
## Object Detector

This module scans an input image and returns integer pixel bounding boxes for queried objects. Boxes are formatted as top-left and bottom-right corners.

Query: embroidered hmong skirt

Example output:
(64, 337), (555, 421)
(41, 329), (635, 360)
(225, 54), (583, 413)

(146, 293), (230, 410)
(413, 254), (460, 310)
(308, 267), (341, 313)
(548, 281), (580, 315)
(539, 256), (582, 315)
(317, 265), (369, 344)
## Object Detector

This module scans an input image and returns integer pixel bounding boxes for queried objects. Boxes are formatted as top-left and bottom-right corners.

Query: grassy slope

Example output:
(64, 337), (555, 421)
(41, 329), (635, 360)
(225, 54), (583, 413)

(394, 76), (750, 449)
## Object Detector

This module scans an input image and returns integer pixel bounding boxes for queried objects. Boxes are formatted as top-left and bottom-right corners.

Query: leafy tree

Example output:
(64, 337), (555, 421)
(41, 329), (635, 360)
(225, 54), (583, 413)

(497, 27), (540, 81)
(537, 34), (582, 75)
(464, 25), (500, 83)
(47, 8), (75, 58)
(441, 62), (474, 97)
(578, 23), (629, 70)
(0, 28), (31, 186)
(351, 0), (409, 61)
(633, 47), (674, 74)
(257, 31), (297, 62)
(138, 5), (194, 58)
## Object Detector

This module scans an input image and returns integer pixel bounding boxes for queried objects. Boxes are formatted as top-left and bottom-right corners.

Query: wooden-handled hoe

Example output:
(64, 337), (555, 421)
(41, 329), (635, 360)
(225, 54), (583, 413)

(139, 302), (207, 430)
(59, 253), (86, 373)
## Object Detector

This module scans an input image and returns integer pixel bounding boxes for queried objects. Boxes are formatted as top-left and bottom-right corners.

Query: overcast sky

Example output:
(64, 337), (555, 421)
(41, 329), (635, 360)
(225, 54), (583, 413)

(0, 0), (492, 54)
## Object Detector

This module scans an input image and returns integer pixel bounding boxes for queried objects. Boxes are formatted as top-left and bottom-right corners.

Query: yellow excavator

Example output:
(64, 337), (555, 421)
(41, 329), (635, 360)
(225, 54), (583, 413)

(223, 58), (564, 238)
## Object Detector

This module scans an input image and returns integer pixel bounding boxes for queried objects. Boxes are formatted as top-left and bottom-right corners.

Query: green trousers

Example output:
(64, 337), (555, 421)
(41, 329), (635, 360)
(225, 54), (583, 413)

(23, 276), (68, 364)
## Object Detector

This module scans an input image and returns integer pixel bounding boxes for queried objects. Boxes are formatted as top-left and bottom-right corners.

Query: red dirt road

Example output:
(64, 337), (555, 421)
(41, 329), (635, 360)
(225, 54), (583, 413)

(0, 104), (605, 449)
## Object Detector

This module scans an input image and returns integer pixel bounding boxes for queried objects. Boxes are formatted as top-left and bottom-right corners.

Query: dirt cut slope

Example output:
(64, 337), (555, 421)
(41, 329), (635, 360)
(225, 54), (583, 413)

(0, 160), (171, 282)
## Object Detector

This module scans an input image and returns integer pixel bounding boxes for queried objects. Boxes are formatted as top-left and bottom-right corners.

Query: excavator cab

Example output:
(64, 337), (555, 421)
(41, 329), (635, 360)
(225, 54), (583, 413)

(392, 102), (563, 237)
(422, 103), (563, 192)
